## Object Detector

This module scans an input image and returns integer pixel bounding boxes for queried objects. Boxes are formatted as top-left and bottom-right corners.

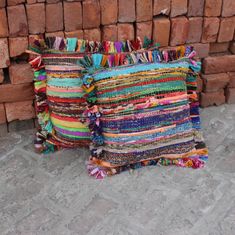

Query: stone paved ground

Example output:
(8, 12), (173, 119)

(0, 104), (235, 235)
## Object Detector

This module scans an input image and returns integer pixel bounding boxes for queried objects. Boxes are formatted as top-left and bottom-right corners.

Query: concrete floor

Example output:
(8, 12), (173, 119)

(0, 104), (235, 235)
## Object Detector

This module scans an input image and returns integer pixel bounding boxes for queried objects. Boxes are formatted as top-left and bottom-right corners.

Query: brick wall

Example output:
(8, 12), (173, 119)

(0, 0), (235, 132)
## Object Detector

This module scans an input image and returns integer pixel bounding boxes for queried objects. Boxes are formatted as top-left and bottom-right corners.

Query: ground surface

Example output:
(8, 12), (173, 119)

(0, 104), (235, 235)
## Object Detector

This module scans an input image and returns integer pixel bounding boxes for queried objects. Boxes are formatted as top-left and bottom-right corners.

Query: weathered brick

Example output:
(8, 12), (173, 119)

(5, 101), (35, 122)
(210, 42), (229, 54)
(200, 90), (225, 107)
(0, 83), (34, 102)
(171, 0), (187, 17)
(84, 28), (101, 41)
(102, 24), (118, 41)
(227, 72), (235, 88)
(0, 38), (10, 68)
(153, 0), (170, 16)
(9, 37), (28, 57)
(203, 55), (235, 74)
(0, 69), (4, 83)
(186, 17), (203, 43)
(9, 62), (33, 84)
(27, 0), (36, 4)
(201, 17), (220, 43)
(188, 0), (204, 16)
(190, 43), (209, 58)
(117, 23), (134, 41)
(7, 0), (25, 6)
(46, 3), (63, 32)
(82, 0), (100, 29)
(45, 31), (64, 38)
(218, 17), (235, 43)
(222, 0), (235, 17)
(0, 0), (6, 7)
(230, 42), (235, 54)
(197, 75), (203, 93)
(136, 21), (152, 42)
(136, 0), (152, 22)
(100, 0), (117, 25)
(26, 3), (45, 34)
(65, 30), (83, 39)
(0, 103), (6, 124)
(170, 16), (189, 46)
(204, 0), (222, 16)
(118, 0), (135, 23)
(7, 5), (28, 37)
(153, 17), (170, 47)
(225, 87), (235, 104)
(0, 9), (9, 37)
(46, 0), (60, 3)
(64, 2), (82, 31)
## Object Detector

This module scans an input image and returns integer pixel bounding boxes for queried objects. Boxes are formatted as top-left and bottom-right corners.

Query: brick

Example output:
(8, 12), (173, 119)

(153, 0), (170, 16)
(218, 17), (235, 43)
(82, 0), (100, 29)
(153, 17), (170, 47)
(5, 101), (35, 122)
(171, 0), (187, 17)
(118, 0), (135, 23)
(228, 72), (235, 88)
(64, 2), (82, 31)
(7, 5), (28, 37)
(65, 30), (84, 39)
(9, 62), (33, 84)
(222, 0), (235, 17)
(188, 0), (204, 16)
(0, 69), (4, 83)
(0, 9), (9, 37)
(84, 28), (101, 41)
(0, 38), (10, 68)
(200, 90), (225, 107)
(201, 17), (220, 43)
(26, 3), (45, 34)
(0, 0), (6, 7)
(170, 16), (189, 46)
(46, 3), (63, 32)
(210, 42), (229, 54)
(100, 0), (117, 25)
(117, 23), (134, 41)
(136, 21), (152, 42)
(102, 25), (118, 41)
(197, 75), (203, 93)
(225, 87), (235, 104)
(0, 83), (34, 103)
(9, 37), (28, 57)
(203, 55), (235, 74)
(46, 0), (60, 3)
(7, 0), (25, 6)
(190, 43), (209, 58)
(230, 42), (235, 54)
(186, 17), (203, 43)
(136, 0), (152, 22)
(204, 0), (222, 16)
(27, 0), (36, 4)
(45, 31), (64, 38)
(0, 104), (6, 124)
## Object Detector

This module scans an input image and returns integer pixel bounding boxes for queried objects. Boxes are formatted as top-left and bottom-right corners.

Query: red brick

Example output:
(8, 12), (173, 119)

(26, 3), (45, 34)
(84, 28), (101, 41)
(9, 37), (28, 57)
(82, 0), (100, 29)
(27, 0), (36, 4)
(46, 0), (60, 3)
(100, 0), (117, 25)
(218, 17), (235, 43)
(200, 90), (225, 107)
(0, 9), (9, 37)
(5, 101), (35, 122)
(0, 83), (34, 102)
(230, 42), (235, 54)
(0, 38), (10, 68)
(0, 69), (4, 83)
(222, 0), (235, 17)
(136, 0), (152, 22)
(0, 0), (6, 7)
(204, 0), (222, 16)
(64, 2), (82, 31)
(0, 104), (6, 124)
(171, 0), (187, 17)
(46, 3), (63, 33)
(201, 17), (220, 43)
(136, 21), (152, 43)
(186, 17), (203, 43)
(7, 0), (25, 6)
(117, 23), (134, 41)
(190, 43), (209, 58)
(102, 24), (118, 41)
(228, 72), (235, 88)
(210, 42), (229, 54)
(118, 0), (135, 23)
(7, 5), (28, 37)
(65, 30), (84, 39)
(45, 31), (64, 38)
(153, 17), (170, 47)
(9, 62), (33, 84)
(170, 16), (189, 46)
(188, 0), (204, 16)
(203, 55), (235, 74)
(225, 87), (235, 104)
(153, 0), (170, 16)
(197, 75), (203, 93)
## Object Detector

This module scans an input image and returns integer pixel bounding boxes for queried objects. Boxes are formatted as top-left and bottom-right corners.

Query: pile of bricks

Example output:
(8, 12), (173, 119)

(0, 0), (234, 133)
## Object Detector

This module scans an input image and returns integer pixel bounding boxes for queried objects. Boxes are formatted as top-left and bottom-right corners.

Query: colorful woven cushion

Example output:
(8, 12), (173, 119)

(83, 59), (208, 178)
